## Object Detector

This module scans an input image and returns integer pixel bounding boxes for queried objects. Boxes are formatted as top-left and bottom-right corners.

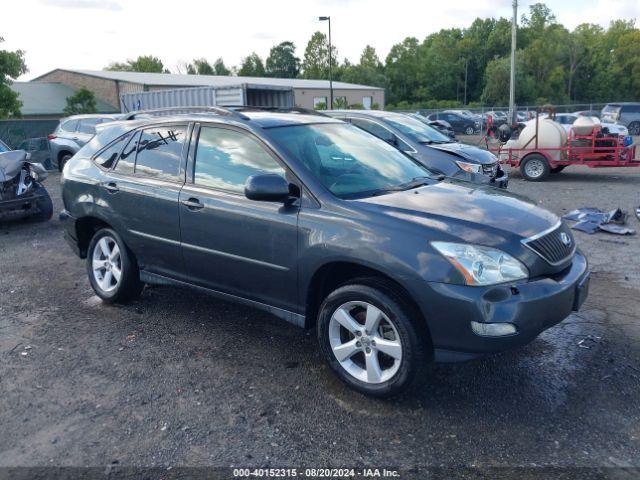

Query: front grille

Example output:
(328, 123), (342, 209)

(482, 163), (498, 177)
(522, 222), (575, 265)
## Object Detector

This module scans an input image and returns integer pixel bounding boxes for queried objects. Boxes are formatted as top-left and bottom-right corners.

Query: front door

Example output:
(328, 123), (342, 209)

(179, 125), (299, 312)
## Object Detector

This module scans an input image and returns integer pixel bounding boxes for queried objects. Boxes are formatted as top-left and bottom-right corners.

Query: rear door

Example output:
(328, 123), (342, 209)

(101, 123), (189, 279)
(179, 124), (299, 312)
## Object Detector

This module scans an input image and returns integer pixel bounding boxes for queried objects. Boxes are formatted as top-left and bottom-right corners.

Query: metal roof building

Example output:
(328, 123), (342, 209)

(32, 69), (385, 111)
(10, 82), (119, 119)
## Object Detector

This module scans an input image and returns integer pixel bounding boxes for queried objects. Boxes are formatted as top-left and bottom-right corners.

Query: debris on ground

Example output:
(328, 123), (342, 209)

(578, 335), (602, 349)
(563, 207), (635, 235)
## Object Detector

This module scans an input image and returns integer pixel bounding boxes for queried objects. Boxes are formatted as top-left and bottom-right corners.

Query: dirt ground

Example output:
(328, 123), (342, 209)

(1, 165), (639, 475)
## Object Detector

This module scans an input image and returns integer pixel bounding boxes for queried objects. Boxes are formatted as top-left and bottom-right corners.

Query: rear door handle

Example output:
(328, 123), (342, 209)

(181, 197), (204, 210)
(104, 182), (119, 193)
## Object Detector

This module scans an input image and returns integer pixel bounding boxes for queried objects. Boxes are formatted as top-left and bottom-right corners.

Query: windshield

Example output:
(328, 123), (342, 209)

(0, 140), (9, 152)
(267, 123), (433, 199)
(383, 114), (451, 144)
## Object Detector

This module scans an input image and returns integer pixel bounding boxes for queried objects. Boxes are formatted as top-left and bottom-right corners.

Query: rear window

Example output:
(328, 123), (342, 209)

(133, 126), (186, 181)
(78, 118), (103, 134)
(60, 119), (78, 132)
(94, 133), (131, 168)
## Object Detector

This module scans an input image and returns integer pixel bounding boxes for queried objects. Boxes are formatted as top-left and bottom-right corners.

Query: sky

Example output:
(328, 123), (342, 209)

(3, 0), (639, 81)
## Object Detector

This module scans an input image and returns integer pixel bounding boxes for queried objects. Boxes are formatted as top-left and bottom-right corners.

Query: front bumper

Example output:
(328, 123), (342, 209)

(421, 251), (589, 362)
(0, 189), (47, 220)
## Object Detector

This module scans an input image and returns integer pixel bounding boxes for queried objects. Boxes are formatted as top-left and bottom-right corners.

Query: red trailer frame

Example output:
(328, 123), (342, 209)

(488, 114), (639, 181)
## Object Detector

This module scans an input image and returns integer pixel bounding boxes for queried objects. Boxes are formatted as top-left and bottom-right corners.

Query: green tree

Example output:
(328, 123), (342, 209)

(0, 37), (27, 118)
(341, 45), (386, 87)
(107, 55), (168, 73)
(238, 53), (265, 76)
(384, 37), (421, 105)
(265, 41), (300, 78)
(63, 88), (97, 116)
(213, 58), (231, 76)
(610, 29), (640, 100)
(186, 58), (215, 75)
(301, 31), (338, 80)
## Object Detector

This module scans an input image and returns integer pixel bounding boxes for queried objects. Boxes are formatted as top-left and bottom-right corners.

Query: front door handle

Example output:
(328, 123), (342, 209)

(181, 197), (204, 210)
(104, 182), (119, 193)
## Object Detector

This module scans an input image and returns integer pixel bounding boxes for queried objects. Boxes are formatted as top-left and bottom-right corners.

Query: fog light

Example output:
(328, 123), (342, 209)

(471, 321), (517, 337)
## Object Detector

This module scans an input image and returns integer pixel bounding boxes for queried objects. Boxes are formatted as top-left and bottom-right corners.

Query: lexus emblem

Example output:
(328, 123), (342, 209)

(560, 232), (572, 246)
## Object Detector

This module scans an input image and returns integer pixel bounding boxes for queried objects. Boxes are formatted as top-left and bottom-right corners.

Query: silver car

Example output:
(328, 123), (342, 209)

(49, 114), (122, 171)
(601, 103), (640, 135)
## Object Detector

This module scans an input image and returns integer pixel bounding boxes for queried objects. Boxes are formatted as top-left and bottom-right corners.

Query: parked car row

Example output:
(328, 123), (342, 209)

(59, 106), (589, 397)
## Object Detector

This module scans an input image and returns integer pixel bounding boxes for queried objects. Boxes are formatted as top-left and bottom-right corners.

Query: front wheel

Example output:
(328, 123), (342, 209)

(317, 280), (426, 397)
(520, 154), (550, 182)
(464, 126), (475, 135)
(29, 187), (53, 222)
(87, 228), (143, 303)
(628, 122), (640, 136)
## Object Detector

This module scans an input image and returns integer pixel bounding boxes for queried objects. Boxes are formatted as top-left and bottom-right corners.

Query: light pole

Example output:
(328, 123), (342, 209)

(508, 0), (517, 125)
(319, 16), (333, 109)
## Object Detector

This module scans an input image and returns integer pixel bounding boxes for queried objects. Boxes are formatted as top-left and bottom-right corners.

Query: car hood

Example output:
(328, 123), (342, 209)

(427, 142), (497, 165)
(0, 150), (27, 182)
(355, 179), (558, 243)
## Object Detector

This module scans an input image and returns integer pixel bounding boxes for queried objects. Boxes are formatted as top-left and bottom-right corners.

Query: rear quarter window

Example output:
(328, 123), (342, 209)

(93, 133), (131, 169)
(60, 119), (78, 132)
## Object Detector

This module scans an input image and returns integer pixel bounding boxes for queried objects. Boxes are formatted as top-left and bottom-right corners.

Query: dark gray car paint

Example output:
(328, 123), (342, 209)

(61, 112), (588, 360)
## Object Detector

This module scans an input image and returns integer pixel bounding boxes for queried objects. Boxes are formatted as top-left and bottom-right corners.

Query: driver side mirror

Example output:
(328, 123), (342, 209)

(244, 174), (291, 202)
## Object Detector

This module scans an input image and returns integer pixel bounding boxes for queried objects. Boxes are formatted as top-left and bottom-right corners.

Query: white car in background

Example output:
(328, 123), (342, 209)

(554, 113), (628, 136)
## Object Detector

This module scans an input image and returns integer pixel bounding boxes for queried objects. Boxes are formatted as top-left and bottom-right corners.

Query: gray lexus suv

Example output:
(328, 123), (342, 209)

(60, 107), (590, 397)
(49, 114), (122, 171)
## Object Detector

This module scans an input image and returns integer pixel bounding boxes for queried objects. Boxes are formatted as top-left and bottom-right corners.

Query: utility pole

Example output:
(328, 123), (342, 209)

(508, 0), (517, 125)
(319, 16), (333, 109)
(463, 58), (468, 106)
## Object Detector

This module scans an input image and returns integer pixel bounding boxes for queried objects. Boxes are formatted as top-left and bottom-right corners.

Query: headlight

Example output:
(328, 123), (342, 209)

(431, 242), (528, 286)
(455, 161), (482, 174)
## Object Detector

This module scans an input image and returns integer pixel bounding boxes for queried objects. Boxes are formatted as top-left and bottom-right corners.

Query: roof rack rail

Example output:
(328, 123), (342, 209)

(226, 105), (328, 117)
(122, 106), (250, 121)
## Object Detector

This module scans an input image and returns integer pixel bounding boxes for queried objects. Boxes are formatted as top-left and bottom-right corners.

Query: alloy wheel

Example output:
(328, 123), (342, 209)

(328, 301), (402, 384)
(92, 236), (122, 293)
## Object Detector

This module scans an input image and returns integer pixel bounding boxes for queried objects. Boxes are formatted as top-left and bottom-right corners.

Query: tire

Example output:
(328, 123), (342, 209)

(520, 154), (550, 182)
(628, 122), (640, 136)
(550, 166), (566, 174)
(317, 279), (426, 397)
(29, 187), (53, 222)
(86, 228), (143, 304)
(58, 153), (72, 172)
(464, 126), (475, 135)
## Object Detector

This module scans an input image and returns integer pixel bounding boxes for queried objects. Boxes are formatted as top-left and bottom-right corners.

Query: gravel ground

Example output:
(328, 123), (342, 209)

(1, 167), (639, 475)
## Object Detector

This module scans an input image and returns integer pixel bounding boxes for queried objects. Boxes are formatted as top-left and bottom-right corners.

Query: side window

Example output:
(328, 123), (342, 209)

(60, 120), (78, 132)
(350, 118), (395, 143)
(134, 126), (186, 181)
(78, 118), (102, 134)
(114, 131), (139, 175)
(194, 127), (285, 193)
(94, 133), (131, 169)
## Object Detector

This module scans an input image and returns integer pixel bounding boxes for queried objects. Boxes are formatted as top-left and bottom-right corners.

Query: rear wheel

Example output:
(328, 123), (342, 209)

(628, 122), (640, 136)
(317, 280), (426, 397)
(87, 228), (143, 303)
(520, 154), (550, 182)
(58, 153), (72, 172)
